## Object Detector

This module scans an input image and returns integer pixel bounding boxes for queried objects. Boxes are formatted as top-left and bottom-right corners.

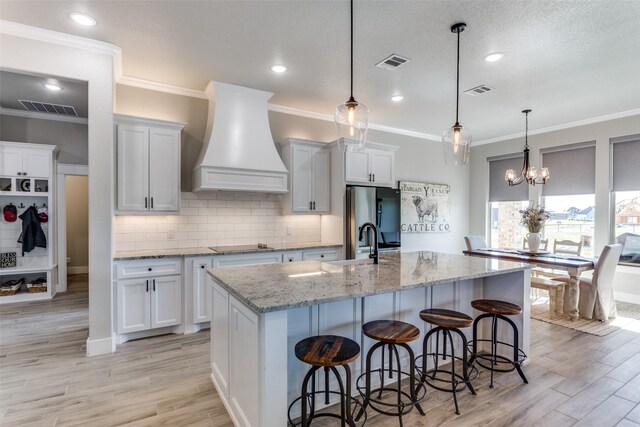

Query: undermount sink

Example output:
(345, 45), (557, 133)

(328, 258), (376, 266)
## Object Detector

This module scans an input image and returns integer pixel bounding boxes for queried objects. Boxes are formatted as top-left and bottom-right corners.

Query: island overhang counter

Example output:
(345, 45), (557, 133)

(207, 251), (530, 427)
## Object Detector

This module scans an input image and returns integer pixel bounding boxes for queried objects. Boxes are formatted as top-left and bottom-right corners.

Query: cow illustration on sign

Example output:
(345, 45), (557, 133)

(400, 181), (451, 233)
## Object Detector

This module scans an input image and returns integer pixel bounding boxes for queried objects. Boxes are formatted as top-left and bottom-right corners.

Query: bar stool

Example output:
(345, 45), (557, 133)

(356, 320), (426, 426)
(416, 308), (478, 415)
(469, 299), (528, 389)
(288, 335), (363, 427)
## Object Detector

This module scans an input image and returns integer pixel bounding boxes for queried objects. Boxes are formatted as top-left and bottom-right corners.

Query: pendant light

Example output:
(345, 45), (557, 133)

(505, 109), (550, 186)
(442, 22), (472, 166)
(334, 0), (369, 151)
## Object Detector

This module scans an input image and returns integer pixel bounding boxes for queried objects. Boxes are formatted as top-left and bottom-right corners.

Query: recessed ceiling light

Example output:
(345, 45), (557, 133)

(484, 52), (504, 63)
(270, 64), (288, 73)
(390, 95), (404, 102)
(69, 12), (97, 26)
(44, 83), (62, 91)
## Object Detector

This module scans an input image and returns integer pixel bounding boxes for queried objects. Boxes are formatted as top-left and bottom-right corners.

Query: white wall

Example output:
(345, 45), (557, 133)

(1, 31), (115, 355)
(469, 114), (640, 302)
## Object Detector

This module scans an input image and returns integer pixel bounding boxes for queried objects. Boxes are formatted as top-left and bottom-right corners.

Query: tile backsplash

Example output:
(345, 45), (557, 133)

(114, 191), (321, 251)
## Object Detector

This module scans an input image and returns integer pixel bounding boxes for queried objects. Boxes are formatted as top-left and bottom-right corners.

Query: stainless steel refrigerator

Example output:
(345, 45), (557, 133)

(346, 186), (401, 260)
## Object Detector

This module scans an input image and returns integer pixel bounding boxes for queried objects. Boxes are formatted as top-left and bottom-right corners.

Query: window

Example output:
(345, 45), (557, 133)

(612, 136), (640, 265)
(541, 144), (596, 257)
(488, 155), (528, 248)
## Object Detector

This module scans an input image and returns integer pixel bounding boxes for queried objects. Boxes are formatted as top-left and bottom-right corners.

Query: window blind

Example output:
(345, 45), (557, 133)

(612, 138), (640, 191)
(541, 145), (596, 196)
(489, 156), (529, 202)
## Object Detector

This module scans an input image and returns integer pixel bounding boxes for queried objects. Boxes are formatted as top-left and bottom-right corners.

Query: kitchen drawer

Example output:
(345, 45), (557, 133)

(302, 248), (341, 262)
(213, 253), (282, 268)
(282, 252), (302, 263)
(116, 258), (182, 279)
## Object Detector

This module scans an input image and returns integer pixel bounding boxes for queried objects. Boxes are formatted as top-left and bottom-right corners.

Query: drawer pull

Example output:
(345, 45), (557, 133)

(146, 279), (149, 292)
(148, 268), (152, 272)
(153, 279), (156, 292)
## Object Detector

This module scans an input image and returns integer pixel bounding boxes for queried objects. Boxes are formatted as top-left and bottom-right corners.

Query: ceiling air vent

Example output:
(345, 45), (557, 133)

(464, 85), (493, 96)
(18, 99), (78, 117)
(375, 54), (411, 70)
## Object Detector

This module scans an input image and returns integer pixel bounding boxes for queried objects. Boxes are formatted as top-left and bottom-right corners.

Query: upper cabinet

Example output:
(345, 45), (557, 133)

(0, 145), (51, 178)
(115, 114), (184, 214)
(344, 143), (397, 187)
(280, 138), (331, 213)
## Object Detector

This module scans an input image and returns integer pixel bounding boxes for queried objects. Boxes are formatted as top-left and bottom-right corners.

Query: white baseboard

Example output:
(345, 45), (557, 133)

(86, 336), (115, 356)
(614, 291), (640, 305)
(68, 266), (89, 275)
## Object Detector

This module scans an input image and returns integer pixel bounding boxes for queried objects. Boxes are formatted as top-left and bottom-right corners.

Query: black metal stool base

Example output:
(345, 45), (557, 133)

(418, 327), (477, 415)
(469, 313), (528, 389)
(356, 341), (426, 427)
(288, 365), (364, 427)
(355, 367), (427, 418)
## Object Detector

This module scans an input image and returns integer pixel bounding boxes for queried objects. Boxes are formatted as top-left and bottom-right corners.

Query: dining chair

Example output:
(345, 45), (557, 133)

(553, 239), (583, 256)
(578, 244), (623, 321)
(464, 235), (487, 251)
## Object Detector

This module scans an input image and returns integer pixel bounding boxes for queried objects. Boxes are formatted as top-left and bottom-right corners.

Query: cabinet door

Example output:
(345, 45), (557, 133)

(117, 278), (151, 333)
(22, 149), (50, 178)
(370, 149), (394, 187)
(117, 124), (149, 211)
(229, 295), (260, 426)
(149, 128), (180, 211)
(345, 150), (371, 184)
(193, 258), (213, 323)
(151, 275), (182, 329)
(312, 148), (331, 212)
(291, 145), (313, 212)
(211, 280), (230, 398)
(0, 147), (21, 176)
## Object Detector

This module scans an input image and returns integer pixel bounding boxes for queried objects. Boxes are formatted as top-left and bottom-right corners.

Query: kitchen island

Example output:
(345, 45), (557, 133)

(207, 251), (530, 427)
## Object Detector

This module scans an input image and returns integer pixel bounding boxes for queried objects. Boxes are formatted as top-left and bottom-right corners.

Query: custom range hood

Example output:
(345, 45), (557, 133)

(192, 81), (288, 192)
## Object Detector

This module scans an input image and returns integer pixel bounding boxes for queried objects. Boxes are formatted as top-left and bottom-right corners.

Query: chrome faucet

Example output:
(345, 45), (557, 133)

(358, 222), (379, 264)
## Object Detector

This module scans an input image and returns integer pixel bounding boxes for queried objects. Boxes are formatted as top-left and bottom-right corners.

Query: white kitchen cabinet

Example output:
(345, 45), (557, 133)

(302, 247), (341, 261)
(213, 252), (282, 268)
(115, 114), (184, 214)
(191, 257), (213, 324)
(211, 278), (230, 397)
(280, 138), (331, 213)
(344, 143), (397, 187)
(115, 258), (182, 335)
(0, 144), (50, 178)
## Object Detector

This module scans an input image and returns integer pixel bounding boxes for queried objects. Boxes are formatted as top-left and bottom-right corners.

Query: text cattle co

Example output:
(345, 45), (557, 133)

(402, 223), (450, 232)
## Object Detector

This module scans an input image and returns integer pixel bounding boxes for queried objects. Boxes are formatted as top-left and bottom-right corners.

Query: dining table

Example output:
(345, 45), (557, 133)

(463, 248), (595, 320)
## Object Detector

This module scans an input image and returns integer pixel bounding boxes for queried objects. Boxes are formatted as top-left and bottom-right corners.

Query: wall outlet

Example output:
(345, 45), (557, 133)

(167, 227), (176, 240)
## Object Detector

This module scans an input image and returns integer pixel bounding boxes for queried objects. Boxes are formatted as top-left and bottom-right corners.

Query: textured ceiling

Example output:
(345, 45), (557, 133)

(1, 0), (639, 141)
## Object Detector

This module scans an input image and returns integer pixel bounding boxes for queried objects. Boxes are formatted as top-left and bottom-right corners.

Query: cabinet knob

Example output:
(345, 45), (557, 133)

(23, 172), (27, 176)
(288, 258), (293, 262)
(148, 267), (152, 271)
(372, 174), (375, 182)
(17, 172), (22, 176)
(201, 265), (205, 269)
(320, 254), (325, 258)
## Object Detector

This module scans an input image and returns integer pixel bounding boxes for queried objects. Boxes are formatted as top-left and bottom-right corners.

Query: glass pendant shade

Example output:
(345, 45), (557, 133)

(442, 123), (472, 166)
(335, 98), (369, 151)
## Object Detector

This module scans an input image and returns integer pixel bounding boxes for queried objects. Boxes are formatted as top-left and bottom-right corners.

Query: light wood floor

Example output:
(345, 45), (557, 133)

(1, 276), (639, 426)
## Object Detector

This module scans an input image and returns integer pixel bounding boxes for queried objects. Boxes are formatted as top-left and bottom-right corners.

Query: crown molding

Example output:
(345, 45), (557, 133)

(267, 103), (440, 141)
(0, 20), (120, 56)
(474, 108), (640, 146)
(0, 107), (88, 124)
(117, 75), (208, 99)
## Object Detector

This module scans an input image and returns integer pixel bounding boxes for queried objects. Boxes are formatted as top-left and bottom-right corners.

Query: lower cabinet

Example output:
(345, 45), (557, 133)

(191, 257), (214, 324)
(117, 275), (181, 334)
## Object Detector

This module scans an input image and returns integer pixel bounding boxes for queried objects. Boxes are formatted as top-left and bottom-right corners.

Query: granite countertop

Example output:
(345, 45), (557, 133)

(207, 251), (530, 313)
(113, 242), (342, 261)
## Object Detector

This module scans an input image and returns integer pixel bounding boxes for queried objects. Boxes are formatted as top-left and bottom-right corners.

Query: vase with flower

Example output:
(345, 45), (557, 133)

(519, 204), (550, 252)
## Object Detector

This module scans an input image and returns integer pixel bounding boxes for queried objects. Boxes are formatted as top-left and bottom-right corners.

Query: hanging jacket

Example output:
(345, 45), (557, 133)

(17, 206), (47, 256)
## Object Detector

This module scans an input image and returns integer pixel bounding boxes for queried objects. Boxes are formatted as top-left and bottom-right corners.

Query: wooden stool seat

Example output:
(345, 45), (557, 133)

(295, 335), (360, 367)
(419, 308), (473, 329)
(471, 299), (522, 316)
(362, 320), (420, 344)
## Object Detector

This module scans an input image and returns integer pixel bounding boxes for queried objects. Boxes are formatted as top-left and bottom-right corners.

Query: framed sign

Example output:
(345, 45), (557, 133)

(399, 181), (451, 233)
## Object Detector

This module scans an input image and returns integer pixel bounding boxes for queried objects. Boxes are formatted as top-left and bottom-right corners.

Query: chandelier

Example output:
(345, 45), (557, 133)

(505, 109), (549, 186)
